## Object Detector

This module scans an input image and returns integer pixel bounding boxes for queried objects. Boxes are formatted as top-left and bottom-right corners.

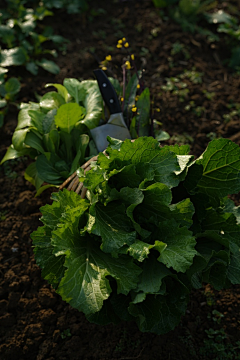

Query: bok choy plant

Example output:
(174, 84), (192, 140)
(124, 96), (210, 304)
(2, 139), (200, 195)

(0, 78), (103, 194)
(31, 136), (240, 334)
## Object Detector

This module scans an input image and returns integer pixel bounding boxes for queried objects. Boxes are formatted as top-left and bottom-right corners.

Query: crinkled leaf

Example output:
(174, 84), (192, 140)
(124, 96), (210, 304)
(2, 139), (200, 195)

(31, 225), (65, 289)
(200, 209), (240, 251)
(153, 219), (197, 273)
(129, 286), (188, 334)
(137, 257), (171, 293)
(90, 202), (136, 254)
(196, 138), (240, 200)
(106, 137), (181, 187)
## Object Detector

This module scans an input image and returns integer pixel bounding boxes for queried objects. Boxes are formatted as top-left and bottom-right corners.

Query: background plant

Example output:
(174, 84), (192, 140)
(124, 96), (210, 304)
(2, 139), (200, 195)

(0, 67), (21, 127)
(0, 0), (69, 75)
(152, 0), (240, 70)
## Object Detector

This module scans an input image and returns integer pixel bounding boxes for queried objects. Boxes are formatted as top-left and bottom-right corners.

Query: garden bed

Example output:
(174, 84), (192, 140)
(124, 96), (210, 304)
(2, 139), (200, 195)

(1, 1), (240, 359)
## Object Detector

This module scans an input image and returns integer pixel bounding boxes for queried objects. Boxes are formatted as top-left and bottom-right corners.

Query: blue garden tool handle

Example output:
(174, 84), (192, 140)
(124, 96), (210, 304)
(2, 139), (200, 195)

(93, 69), (122, 115)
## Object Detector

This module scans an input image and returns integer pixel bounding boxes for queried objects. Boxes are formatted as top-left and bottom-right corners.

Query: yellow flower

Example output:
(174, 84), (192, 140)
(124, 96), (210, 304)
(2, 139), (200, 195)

(131, 54), (135, 60)
(125, 60), (131, 69)
(156, 108), (161, 112)
(118, 39), (123, 44)
(101, 66), (107, 71)
(124, 42), (129, 48)
(137, 84), (140, 89)
(122, 37), (126, 41)
(120, 97), (124, 102)
(117, 44), (122, 48)
(132, 106), (137, 112)
(135, 95), (139, 101)
(105, 55), (112, 61)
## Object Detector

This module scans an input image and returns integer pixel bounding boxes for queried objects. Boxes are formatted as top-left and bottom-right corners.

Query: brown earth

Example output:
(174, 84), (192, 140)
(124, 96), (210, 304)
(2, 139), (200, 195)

(1, 1), (240, 359)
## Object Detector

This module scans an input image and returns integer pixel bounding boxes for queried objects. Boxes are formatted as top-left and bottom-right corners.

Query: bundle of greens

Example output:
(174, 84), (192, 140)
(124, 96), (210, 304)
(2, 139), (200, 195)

(1, 78), (103, 194)
(31, 136), (240, 334)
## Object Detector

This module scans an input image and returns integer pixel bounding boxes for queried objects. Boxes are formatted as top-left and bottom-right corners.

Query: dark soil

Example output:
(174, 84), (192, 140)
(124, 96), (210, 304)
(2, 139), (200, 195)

(1, 1), (240, 359)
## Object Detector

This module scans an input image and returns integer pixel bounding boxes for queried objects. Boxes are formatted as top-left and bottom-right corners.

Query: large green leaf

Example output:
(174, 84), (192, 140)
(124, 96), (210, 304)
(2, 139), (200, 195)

(24, 131), (45, 153)
(89, 202), (136, 254)
(0, 144), (29, 164)
(12, 128), (29, 150)
(196, 138), (240, 200)
(63, 78), (85, 103)
(35, 153), (64, 184)
(39, 194), (142, 315)
(136, 183), (194, 228)
(45, 83), (69, 102)
(55, 230), (141, 315)
(28, 110), (45, 134)
(152, 219), (197, 273)
(54, 103), (86, 133)
(75, 80), (103, 129)
(128, 281), (188, 334)
(32, 225), (65, 289)
(16, 103), (40, 130)
(137, 256), (171, 293)
(40, 92), (65, 112)
(199, 209), (240, 251)
(42, 109), (57, 134)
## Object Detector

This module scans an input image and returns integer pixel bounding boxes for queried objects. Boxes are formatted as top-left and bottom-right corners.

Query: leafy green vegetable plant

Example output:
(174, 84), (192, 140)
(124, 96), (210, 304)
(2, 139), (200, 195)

(153, 1), (240, 70)
(0, 78), (103, 194)
(205, 10), (240, 70)
(0, 0), (68, 75)
(31, 136), (240, 334)
(0, 67), (21, 127)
